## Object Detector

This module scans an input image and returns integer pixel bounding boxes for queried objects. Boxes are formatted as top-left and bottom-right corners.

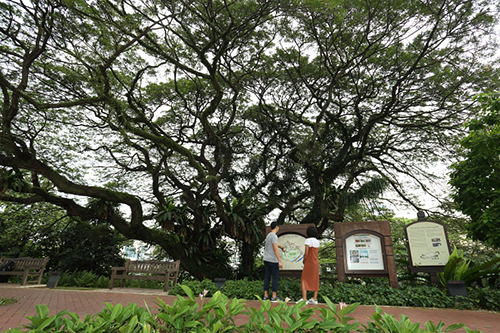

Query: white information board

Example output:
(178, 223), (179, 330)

(345, 233), (385, 271)
(406, 221), (449, 266)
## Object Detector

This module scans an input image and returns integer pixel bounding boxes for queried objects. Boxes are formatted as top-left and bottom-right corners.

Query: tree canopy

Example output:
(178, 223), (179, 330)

(1, 0), (499, 279)
(450, 92), (500, 248)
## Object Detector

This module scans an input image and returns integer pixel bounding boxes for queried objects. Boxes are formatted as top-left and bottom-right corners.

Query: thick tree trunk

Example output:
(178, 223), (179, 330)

(238, 241), (257, 279)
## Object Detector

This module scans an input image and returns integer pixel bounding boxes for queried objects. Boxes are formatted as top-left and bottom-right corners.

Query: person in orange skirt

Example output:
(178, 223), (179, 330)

(299, 226), (320, 304)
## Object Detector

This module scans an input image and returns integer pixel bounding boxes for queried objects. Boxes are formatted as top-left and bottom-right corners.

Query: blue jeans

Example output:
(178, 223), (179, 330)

(263, 261), (279, 293)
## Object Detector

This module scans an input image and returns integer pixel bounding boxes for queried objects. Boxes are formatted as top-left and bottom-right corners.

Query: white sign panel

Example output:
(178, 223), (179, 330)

(406, 221), (449, 266)
(278, 233), (306, 270)
(345, 233), (385, 271)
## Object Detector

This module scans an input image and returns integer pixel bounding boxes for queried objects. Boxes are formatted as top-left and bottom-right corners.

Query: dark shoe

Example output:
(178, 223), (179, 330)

(263, 296), (270, 301)
(271, 297), (282, 303)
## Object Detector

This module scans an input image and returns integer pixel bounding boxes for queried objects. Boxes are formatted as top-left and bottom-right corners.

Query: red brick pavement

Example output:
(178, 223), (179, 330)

(1, 284), (499, 332)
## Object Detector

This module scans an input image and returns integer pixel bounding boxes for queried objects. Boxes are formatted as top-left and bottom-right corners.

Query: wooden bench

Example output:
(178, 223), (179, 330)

(0, 257), (49, 285)
(109, 259), (180, 292)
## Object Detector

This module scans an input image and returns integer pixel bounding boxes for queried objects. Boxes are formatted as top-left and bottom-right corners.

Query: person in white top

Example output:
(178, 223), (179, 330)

(299, 226), (320, 305)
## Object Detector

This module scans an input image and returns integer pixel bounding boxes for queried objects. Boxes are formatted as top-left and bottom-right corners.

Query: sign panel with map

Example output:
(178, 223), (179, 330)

(265, 224), (314, 277)
(345, 233), (384, 271)
(278, 233), (306, 270)
(406, 221), (450, 267)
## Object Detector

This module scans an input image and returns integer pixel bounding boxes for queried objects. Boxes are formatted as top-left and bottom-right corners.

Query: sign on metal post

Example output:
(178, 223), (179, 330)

(404, 211), (451, 285)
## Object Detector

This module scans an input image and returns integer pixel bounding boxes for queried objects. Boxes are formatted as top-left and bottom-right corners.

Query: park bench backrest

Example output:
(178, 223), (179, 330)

(12, 257), (49, 270)
(126, 260), (180, 274)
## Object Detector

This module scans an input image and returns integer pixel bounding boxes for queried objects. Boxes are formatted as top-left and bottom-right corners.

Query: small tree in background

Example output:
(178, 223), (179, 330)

(0, 201), (126, 276)
(450, 92), (500, 248)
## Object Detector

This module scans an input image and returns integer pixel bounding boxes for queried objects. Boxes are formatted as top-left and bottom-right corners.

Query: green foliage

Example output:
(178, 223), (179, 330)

(0, 202), (126, 276)
(0, 202), (66, 258)
(5, 302), (155, 333)
(362, 305), (469, 333)
(168, 279), (220, 298)
(244, 296), (360, 332)
(219, 279), (271, 301)
(3, 286), (479, 333)
(155, 285), (246, 332)
(55, 270), (173, 290)
(320, 282), (455, 309)
(47, 221), (126, 276)
(0, 297), (17, 306)
(30, 271), (500, 312)
(172, 278), (457, 309)
(125, 279), (165, 290)
(56, 271), (110, 289)
(450, 91), (500, 248)
(437, 246), (500, 289)
(468, 286), (500, 312)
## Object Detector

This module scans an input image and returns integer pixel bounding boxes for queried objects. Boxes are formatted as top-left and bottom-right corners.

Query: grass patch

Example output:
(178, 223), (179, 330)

(53, 286), (99, 291)
(0, 297), (17, 306)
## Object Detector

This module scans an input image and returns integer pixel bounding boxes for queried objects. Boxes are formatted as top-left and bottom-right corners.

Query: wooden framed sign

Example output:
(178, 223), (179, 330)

(334, 221), (398, 288)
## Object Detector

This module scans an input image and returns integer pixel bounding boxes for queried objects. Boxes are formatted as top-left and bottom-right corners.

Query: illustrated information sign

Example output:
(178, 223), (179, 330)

(278, 233), (306, 270)
(406, 221), (449, 266)
(345, 233), (384, 271)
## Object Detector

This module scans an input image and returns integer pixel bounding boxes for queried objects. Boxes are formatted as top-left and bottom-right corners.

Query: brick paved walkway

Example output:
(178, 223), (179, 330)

(1, 284), (499, 332)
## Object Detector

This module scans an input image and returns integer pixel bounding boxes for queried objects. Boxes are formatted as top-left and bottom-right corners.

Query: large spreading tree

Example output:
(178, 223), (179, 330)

(1, 0), (498, 279)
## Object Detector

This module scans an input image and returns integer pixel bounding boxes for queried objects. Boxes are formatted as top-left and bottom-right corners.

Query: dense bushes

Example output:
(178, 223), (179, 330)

(467, 287), (500, 311)
(318, 283), (455, 309)
(9, 270), (499, 312)
(168, 277), (500, 312)
(170, 279), (456, 308)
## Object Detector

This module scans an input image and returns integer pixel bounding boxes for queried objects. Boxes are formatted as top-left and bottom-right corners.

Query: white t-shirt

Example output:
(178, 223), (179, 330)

(305, 237), (319, 248)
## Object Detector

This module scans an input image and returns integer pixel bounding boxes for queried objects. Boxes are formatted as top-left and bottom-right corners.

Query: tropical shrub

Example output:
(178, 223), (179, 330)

(362, 306), (469, 333)
(56, 271), (110, 289)
(3, 286), (478, 333)
(220, 278), (283, 300)
(437, 246), (500, 289)
(319, 282), (455, 309)
(168, 278), (220, 298)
